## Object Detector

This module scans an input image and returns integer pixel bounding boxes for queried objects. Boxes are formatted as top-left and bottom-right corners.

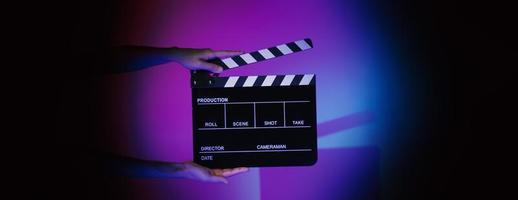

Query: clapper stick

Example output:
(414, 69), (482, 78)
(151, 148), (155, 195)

(191, 38), (314, 87)
(201, 74), (315, 88)
(207, 38), (313, 70)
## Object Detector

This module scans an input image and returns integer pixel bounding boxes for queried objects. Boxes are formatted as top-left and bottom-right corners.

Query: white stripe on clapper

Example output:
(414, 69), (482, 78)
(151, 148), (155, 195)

(224, 76), (239, 88)
(221, 58), (239, 68)
(277, 44), (293, 55)
(261, 75), (276, 87)
(240, 53), (257, 64)
(280, 75), (295, 86)
(243, 76), (258, 87)
(299, 74), (314, 85)
(295, 40), (311, 50)
(258, 49), (275, 59)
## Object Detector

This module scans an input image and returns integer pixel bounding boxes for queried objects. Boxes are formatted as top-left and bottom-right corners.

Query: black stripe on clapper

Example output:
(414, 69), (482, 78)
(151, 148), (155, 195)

(304, 38), (313, 47)
(309, 75), (316, 85)
(231, 56), (247, 66)
(234, 76), (248, 87)
(213, 77), (228, 88)
(271, 75), (284, 86)
(250, 51), (265, 61)
(291, 75), (304, 85)
(268, 47), (284, 57)
(253, 75), (266, 87)
(286, 42), (302, 52)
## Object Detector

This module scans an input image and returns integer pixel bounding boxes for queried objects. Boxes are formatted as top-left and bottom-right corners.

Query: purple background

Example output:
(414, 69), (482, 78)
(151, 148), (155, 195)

(102, 0), (402, 199)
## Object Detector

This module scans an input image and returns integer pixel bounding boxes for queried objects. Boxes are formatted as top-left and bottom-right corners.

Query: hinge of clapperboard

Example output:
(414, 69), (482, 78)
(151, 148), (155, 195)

(190, 38), (313, 87)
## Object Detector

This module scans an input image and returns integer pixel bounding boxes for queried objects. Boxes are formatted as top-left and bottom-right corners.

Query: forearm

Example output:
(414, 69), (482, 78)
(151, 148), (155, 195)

(109, 46), (181, 73)
(103, 154), (186, 179)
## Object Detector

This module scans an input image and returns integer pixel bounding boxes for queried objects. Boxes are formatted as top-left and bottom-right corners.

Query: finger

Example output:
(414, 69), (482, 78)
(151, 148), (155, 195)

(211, 50), (243, 58)
(222, 167), (249, 177)
(211, 169), (224, 176)
(207, 175), (228, 184)
(197, 62), (223, 73)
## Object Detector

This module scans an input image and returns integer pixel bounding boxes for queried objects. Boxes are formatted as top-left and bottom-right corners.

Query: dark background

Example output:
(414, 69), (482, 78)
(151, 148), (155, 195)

(10, 0), (516, 199)
(370, 1), (516, 199)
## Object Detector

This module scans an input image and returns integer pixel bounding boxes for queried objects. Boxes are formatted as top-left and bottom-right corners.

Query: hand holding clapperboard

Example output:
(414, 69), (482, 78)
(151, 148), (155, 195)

(191, 39), (317, 168)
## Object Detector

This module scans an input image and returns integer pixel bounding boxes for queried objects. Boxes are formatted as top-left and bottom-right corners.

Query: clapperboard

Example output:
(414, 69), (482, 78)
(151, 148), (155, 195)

(191, 39), (317, 168)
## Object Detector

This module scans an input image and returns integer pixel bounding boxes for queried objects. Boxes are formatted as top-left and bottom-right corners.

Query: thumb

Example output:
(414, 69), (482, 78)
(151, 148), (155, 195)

(197, 62), (223, 73)
(207, 175), (228, 184)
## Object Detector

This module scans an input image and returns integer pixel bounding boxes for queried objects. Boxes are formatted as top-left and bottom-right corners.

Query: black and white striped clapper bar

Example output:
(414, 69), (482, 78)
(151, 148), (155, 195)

(191, 39), (317, 168)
